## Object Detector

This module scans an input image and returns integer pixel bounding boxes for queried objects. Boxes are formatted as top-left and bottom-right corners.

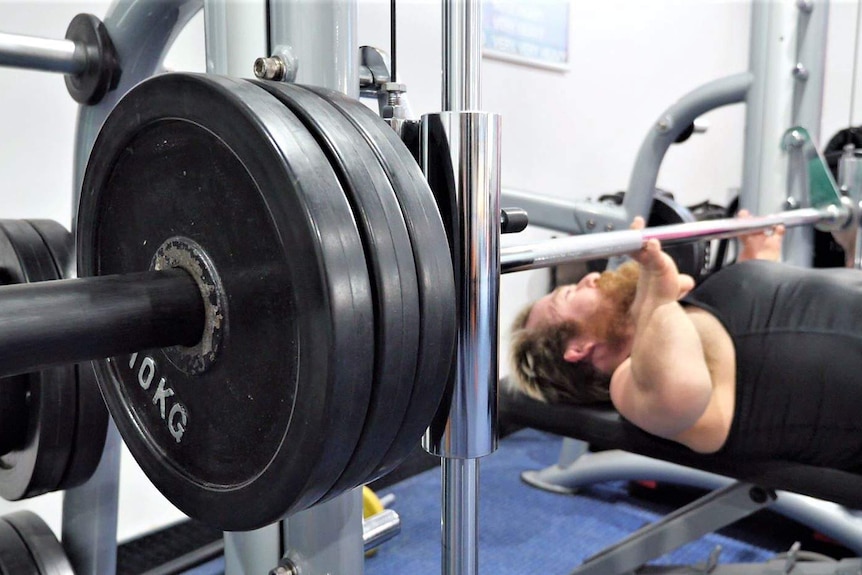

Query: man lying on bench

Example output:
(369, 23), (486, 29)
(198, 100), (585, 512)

(509, 214), (862, 470)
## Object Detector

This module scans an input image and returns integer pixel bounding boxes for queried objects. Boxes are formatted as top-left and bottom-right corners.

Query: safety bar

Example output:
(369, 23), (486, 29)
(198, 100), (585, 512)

(501, 205), (851, 274)
(0, 31), (85, 75)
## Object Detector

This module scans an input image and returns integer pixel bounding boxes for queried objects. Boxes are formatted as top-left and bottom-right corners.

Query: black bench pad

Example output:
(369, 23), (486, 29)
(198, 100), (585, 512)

(499, 385), (862, 510)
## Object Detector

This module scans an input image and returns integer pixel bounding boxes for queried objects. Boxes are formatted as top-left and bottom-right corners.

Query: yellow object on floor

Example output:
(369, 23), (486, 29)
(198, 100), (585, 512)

(363, 486), (384, 518)
(363, 486), (385, 557)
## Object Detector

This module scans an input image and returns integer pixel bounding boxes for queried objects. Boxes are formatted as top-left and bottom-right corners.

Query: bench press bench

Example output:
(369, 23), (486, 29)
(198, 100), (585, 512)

(499, 381), (862, 574)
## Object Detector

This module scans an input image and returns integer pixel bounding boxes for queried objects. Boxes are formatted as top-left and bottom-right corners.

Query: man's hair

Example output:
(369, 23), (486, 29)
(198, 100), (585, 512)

(508, 305), (612, 405)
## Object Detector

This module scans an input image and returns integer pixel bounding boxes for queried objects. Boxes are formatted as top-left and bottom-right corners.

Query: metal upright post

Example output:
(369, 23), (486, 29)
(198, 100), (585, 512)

(838, 151), (862, 268)
(204, 2), (362, 573)
(61, 418), (121, 575)
(268, 0), (358, 98)
(441, 0), (481, 111)
(422, 2), (502, 575)
(223, 525), (281, 575)
(204, 4), (281, 573)
(67, 3), (203, 574)
(203, 0), (267, 76)
(266, 3), (364, 574)
(742, 0), (829, 266)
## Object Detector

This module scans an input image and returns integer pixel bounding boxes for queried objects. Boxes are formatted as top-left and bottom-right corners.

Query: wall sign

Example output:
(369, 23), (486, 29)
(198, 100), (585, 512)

(482, 1), (570, 71)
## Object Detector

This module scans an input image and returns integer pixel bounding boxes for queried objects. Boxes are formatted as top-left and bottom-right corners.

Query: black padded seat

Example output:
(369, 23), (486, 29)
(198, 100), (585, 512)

(499, 382), (862, 510)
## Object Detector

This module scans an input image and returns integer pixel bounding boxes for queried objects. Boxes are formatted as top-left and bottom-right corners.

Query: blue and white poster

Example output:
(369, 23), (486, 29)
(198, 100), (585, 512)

(482, 0), (570, 70)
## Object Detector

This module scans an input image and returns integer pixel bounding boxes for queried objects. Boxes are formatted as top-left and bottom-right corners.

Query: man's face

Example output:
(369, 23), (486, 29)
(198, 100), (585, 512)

(525, 262), (641, 355)
(526, 272), (604, 330)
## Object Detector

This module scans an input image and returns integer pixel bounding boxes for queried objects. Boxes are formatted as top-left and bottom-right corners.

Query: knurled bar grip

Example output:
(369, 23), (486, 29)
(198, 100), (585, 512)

(0, 270), (204, 378)
(501, 205), (849, 274)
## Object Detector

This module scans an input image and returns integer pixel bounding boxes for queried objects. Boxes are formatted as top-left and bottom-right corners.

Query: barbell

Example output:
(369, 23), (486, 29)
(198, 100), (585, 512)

(501, 203), (852, 273)
(0, 72), (852, 531)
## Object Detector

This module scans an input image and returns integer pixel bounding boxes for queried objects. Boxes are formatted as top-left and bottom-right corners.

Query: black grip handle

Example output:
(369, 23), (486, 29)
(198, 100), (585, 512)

(501, 207), (529, 234)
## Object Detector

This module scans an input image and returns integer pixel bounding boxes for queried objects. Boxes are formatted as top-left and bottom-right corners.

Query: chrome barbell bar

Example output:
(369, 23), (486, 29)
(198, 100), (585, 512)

(501, 204), (853, 274)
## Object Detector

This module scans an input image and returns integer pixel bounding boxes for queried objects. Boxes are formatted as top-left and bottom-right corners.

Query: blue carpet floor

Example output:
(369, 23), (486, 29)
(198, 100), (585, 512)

(364, 428), (775, 575)
(183, 428), (778, 574)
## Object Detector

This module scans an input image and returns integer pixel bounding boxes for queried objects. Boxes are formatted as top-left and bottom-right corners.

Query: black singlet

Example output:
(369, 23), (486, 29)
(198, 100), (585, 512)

(680, 260), (862, 469)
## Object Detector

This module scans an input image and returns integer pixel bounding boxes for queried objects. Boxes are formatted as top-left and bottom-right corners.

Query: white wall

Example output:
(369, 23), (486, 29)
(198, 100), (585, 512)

(0, 0), (860, 543)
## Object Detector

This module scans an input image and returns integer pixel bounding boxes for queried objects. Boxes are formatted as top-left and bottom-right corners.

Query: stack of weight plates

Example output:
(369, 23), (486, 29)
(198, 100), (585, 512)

(0, 220), (107, 502)
(77, 73), (456, 531)
(0, 511), (74, 575)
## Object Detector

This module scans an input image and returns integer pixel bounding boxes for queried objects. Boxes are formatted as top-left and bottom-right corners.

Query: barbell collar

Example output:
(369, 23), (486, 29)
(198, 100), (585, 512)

(501, 206), (849, 274)
(0, 270), (204, 378)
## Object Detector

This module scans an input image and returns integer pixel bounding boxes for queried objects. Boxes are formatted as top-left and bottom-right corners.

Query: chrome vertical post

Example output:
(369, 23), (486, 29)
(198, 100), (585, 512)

(422, 2), (501, 575)
(442, 0), (481, 111)
(422, 112), (501, 459)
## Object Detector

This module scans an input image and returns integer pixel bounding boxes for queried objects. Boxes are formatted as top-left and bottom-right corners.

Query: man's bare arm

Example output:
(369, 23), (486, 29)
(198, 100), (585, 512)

(831, 224), (858, 268)
(610, 239), (713, 439)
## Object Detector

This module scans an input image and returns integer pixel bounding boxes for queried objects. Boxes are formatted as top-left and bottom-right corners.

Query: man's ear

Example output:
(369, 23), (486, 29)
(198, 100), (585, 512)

(563, 338), (594, 363)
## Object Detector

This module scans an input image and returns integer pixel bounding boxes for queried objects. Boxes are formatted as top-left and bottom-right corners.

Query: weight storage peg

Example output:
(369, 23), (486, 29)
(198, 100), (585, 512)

(0, 14), (121, 104)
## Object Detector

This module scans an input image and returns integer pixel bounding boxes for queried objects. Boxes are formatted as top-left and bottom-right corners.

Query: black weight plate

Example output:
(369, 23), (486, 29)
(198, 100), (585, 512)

(0, 221), (58, 285)
(0, 226), (29, 459)
(0, 221), (77, 500)
(3, 511), (74, 575)
(25, 220), (108, 490)
(26, 220), (74, 280)
(251, 81), (421, 498)
(0, 517), (38, 575)
(77, 73), (375, 531)
(305, 87), (457, 479)
(57, 363), (108, 490)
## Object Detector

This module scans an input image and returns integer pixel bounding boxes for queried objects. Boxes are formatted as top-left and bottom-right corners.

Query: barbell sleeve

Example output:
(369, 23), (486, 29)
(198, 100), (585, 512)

(501, 205), (850, 274)
(0, 32), (86, 75)
(0, 270), (204, 378)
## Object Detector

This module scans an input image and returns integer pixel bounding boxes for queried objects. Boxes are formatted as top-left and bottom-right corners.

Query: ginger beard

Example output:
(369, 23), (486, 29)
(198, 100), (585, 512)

(587, 261), (640, 352)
